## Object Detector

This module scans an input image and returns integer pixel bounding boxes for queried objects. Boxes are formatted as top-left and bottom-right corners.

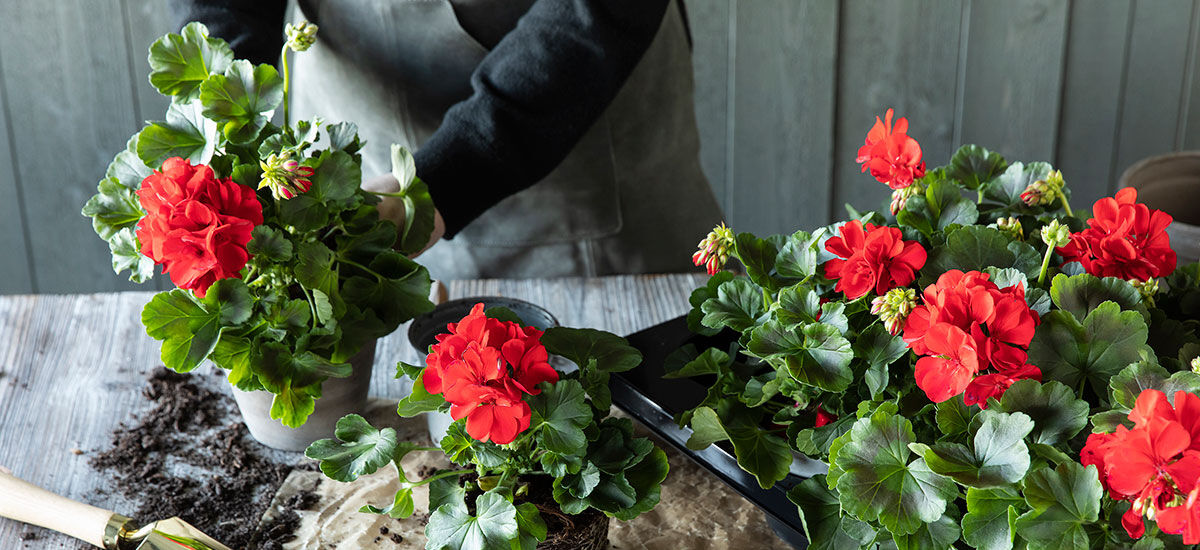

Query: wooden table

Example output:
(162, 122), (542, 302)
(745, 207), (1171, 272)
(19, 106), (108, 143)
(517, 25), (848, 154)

(0, 274), (791, 549)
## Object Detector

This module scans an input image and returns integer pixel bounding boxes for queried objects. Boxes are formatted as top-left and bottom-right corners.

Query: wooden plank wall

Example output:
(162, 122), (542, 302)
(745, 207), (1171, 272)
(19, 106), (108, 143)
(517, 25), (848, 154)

(3, 0), (1200, 294)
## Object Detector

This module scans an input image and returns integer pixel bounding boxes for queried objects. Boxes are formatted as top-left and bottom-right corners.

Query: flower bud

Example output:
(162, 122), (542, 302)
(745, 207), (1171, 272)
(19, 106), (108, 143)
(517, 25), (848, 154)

(1021, 170), (1065, 207)
(994, 217), (1023, 240)
(285, 21), (318, 52)
(1191, 356), (1200, 374)
(1128, 277), (1161, 301)
(1040, 219), (1070, 249)
(259, 151), (315, 200)
(692, 222), (735, 275)
(871, 287), (917, 335)
(889, 184), (923, 215)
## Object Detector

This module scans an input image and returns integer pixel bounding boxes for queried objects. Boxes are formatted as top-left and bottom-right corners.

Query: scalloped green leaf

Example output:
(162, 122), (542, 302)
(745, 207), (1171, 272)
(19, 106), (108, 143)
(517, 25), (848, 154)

(687, 272), (735, 336)
(304, 414), (399, 482)
(141, 289), (220, 372)
(541, 327), (642, 373)
(1029, 302), (1152, 400)
(199, 60), (283, 143)
(426, 490), (518, 550)
(246, 225), (293, 262)
(775, 228), (824, 279)
(700, 277), (765, 332)
(1013, 463), (1101, 550)
(947, 145), (1007, 191)
(663, 347), (730, 379)
(136, 99), (217, 167)
(528, 380), (591, 455)
(748, 320), (854, 392)
(734, 232), (778, 291)
(787, 475), (876, 550)
(993, 380), (1089, 446)
(1049, 273), (1142, 320)
(832, 409), (957, 536)
(1109, 360), (1200, 410)
(923, 409), (1034, 487)
(962, 486), (1023, 550)
(147, 22), (234, 100)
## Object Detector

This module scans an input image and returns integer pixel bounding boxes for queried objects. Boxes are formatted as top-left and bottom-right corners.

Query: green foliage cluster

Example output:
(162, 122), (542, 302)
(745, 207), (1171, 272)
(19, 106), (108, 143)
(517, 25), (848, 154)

(307, 323), (668, 550)
(82, 23), (436, 426)
(673, 145), (1200, 548)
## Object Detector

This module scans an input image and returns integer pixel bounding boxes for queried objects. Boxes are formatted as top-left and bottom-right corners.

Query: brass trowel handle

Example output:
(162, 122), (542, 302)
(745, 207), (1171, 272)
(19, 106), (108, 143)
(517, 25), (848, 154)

(0, 467), (124, 548)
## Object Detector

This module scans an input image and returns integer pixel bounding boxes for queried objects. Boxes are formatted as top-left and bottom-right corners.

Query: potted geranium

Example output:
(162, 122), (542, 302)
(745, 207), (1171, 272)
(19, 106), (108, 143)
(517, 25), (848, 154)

(672, 108), (1200, 548)
(306, 303), (669, 549)
(81, 22), (435, 450)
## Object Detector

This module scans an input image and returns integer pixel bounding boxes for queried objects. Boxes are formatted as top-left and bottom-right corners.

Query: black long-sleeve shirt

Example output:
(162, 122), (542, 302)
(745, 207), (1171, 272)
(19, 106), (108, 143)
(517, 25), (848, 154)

(167, 0), (671, 237)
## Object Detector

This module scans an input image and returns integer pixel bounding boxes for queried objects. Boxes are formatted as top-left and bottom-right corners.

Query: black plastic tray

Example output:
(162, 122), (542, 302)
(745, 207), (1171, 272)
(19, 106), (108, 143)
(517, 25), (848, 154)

(613, 315), (825, 549)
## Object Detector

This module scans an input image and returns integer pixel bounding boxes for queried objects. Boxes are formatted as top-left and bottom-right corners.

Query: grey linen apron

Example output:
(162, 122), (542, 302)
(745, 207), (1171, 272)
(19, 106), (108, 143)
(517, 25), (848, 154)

(291, 0), (724, 280)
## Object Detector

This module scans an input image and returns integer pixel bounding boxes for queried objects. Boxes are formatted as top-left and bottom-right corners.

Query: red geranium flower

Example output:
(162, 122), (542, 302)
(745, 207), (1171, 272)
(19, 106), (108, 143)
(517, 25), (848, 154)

(856, 108), (927, 190)
(1080, 390), (1200, 541)
(814, 404), (837, 427)
(136, 157), (263, 297)
(903, 270), (1041, 406)
(823, 220), (927, 299)
(420, 303), (559, 444)
(1057, 187), (1176, 281)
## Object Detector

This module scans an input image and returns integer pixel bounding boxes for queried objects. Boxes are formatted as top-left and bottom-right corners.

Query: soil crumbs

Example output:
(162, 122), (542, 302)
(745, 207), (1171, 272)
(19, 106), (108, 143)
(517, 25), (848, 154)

(86, 367), (311, 549)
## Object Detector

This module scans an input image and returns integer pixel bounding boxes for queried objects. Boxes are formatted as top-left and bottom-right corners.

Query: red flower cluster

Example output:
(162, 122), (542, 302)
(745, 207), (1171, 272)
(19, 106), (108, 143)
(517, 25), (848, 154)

(1081, 390), (1200, 542)
(136, 157), (263, 297)
(422, 304), (559, 444)
(823, 221), (927, 299)
(1057, 187), (1176, 281)
(856, 108), (926, 190)
(903, 270), (1041, 407)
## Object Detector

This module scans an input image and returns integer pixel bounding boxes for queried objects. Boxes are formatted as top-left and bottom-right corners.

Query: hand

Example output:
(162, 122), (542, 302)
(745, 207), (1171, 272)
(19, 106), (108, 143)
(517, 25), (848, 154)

(362, 173), (445, 257)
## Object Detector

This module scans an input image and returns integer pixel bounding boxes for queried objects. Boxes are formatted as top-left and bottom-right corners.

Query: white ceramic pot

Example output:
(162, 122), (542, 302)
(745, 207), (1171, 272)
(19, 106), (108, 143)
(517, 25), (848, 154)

(1120, 151), (1200, 265)
(230, 341), (376, 451)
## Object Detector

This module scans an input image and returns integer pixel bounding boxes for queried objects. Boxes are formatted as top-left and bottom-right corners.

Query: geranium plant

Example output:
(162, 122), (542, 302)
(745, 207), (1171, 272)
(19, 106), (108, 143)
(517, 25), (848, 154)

(677, 108), (1200, 548)
(81, 22), (436, 427)
(306, 304), (669, 549)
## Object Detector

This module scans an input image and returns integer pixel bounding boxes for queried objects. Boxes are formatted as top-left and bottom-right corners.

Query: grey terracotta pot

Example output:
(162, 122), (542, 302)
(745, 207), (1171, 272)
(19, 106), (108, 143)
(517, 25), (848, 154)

(230, 341), (376, 451)
(1120, 151), (1200, 265)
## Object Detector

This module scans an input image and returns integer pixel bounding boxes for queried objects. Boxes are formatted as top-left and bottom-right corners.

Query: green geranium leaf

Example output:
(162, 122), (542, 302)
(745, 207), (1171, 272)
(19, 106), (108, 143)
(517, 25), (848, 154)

(794, 414), (853, 457)
(539, 452), (583, 478)
(925, 178), (979, 229)
(396, 375), (445, 417)
(482, 306), (521, 324)
(201, 278), (252, 326)
(787, 475), (876, 550)
(748, 320), (854, 392)
(893, 512), (961, 550)
(688, 272), (735, 336)
(1049, 273), (1142, 320)
(270, 386), (317, 429)
(606, 447), (669, 521)
(528, 380), (592, 455)
(107, 135), (153, 189)
(578, 364), (612, 411)
(142, 289), (221, 372)
(341, 252), (433, 328)
(935, 396), (976, 437)
(246, 225), (293, 262)
(854, 324), (909, 398)
(740, 372), (780, 407)
(923, 226), (1030, 286)
(684, 406), (728, 450)
(663, 347), (730, 379)
(541, 327), (642, 373)
(985, 161), (1054, 210)
(993, 380), (1088, 445)
(397, 178), (436, 256)
(700, 277), (766, 332)
(304, 414), (399, 482)
(277, 195), (329, 232)
(137, 99), (217, 166)
(326, 121), (362, 154)
(83, 177), (144, 241)
(211, 334), (255, 390)
(947, 145), (1007, 190)
(108, 227), (155, 283)
(923, 409), (1034, 487)
(1013, 463), (1102, 550)
(307, 150), (360, 210)
(1029, 302), (1151, 400)
(775, 229), (824, 279)
(734, 232), (778, 290)
(147, 22), (234, 100)
(774, 285), (849, 334)
(1109, 360), (1200, 410)
(512, 502), (547, 550)
(295, 241), (339, 298)
(426, 490), (518, 550)
(832, 409), (957, 536)
(360, 487), (415, 519)
(199, 60), (284, 143)
(962, 486), (1023, 550)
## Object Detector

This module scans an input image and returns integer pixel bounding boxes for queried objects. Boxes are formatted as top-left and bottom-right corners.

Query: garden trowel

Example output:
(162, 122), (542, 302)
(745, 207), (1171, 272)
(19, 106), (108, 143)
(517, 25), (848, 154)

(0, 467), (231, 550)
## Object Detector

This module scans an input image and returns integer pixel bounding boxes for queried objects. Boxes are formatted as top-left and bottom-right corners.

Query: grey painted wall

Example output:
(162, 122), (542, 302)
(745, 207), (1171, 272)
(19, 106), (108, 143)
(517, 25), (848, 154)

(2, 0), (1198, 294)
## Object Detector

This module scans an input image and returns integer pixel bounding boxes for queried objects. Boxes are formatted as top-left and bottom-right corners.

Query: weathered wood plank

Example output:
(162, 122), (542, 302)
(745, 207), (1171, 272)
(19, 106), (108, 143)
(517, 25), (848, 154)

(730, 0), (839, 235)
(683, 0), (731, 218)
(832, 0), (964, 215)
(957, 0), (1070, 163)
(1112, 0), (1197, 191)
(0, 41), (34, 294)
(0, 1), (143, 294)
(1055, 0), (1133, 206)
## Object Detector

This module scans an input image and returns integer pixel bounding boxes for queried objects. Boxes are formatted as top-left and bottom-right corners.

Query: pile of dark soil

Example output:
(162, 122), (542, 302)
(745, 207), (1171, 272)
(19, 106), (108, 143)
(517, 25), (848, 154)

(86, 367), (312, 549)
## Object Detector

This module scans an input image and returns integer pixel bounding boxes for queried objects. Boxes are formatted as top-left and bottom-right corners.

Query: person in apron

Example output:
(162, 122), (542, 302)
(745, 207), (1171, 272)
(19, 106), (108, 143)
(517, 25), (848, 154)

(170, 0), (724, 280)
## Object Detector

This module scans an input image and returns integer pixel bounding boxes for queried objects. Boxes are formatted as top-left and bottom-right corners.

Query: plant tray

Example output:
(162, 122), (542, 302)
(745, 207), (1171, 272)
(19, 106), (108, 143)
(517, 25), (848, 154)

(613, 315), (825, 549)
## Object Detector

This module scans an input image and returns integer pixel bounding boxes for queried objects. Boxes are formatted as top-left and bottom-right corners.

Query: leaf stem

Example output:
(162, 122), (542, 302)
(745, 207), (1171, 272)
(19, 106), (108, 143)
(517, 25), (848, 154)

(300, 285), (319, 329)
(408, 469), (472, 488)
(338, 257), (382, 281)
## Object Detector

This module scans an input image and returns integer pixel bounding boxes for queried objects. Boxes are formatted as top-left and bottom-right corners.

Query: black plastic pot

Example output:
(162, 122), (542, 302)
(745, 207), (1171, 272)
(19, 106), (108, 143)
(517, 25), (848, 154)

(612, 315), (823, 550)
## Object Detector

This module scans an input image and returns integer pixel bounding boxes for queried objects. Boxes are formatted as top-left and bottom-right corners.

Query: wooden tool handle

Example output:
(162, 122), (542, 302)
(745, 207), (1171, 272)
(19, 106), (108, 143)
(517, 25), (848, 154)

(0, 468), (115, 548)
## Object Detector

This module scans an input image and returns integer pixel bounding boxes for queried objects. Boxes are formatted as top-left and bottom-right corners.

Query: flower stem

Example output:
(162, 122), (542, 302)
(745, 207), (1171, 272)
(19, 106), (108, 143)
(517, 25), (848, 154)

(977, 187), (985, 204)
(1058, 190), (1074, 217)
(281, 46), (291, 128)
(1037, 245), (1054, 286)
